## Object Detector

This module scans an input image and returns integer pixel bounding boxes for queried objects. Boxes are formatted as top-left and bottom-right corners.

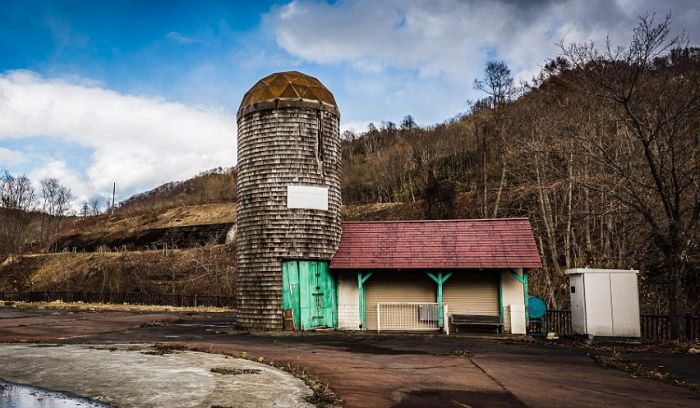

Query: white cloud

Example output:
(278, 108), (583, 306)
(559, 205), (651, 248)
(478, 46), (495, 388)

(165, 31), (202, 45)
(0, 147), (27, 165)
(29, 160), (89, 203)
(265, 0), (700, 85)
(0, 70), (236, 205)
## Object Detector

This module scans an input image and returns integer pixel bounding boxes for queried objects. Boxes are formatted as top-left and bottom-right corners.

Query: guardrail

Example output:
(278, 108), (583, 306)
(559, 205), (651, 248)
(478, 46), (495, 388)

(0, 291), (235, 308)
(377, 302), (442, 332)
(529, 309), (700, 340)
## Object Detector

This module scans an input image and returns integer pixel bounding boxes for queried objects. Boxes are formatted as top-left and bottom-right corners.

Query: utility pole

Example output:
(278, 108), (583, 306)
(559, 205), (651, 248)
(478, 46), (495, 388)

(111, 182), (116, 214)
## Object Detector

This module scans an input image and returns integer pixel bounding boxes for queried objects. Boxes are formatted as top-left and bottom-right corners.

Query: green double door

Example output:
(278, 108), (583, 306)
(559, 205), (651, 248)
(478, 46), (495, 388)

(282, 260), (337, 330)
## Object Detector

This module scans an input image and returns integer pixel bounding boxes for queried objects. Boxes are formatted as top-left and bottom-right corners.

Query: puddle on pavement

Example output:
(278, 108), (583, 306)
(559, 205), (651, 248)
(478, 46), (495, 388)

(0, 380), (110, 408)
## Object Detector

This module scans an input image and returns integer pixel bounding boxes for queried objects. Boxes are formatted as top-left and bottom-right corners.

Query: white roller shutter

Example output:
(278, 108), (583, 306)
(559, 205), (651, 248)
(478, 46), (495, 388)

(443, 271), (499, 316)
(365, 273), (435, 330)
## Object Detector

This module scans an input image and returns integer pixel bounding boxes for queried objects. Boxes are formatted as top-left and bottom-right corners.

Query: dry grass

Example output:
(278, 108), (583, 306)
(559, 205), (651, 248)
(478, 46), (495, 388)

(341, 202), (423, 221)
(592, 352), (698, 391)
(57, 203), (237, 239)
(60, 200), (425, 242)
(9, 300), (231, 313)
(0, 245), (236, 296)
(210, 367), (262, 375)
(548, 337), (700, 392)
(58, 200), (423, 244)
(557, 336), (700, 355)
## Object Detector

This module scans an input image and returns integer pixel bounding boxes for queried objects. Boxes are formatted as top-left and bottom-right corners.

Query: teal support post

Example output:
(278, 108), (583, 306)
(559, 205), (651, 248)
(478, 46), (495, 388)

(523, 271), (529, 321)
(358, 272), (373, 330)
(427, 271), (453, 327)
(497, 272), (504, 325)
(510, 270), (529, 321)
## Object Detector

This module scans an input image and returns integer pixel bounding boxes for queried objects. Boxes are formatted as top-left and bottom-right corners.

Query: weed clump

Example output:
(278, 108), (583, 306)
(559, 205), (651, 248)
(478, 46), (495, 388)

(210, 367), (261, 375)
(142, 343), (188, 355)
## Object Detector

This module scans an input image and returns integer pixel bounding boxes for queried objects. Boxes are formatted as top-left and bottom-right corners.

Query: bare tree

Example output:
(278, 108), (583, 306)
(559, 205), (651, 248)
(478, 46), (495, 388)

(400, 115), (417, 131)
(562, 14), (700, 338)
(473, 60), (516, 110)
(361, 123), (383, 159)
(0, 171), (35, 210)
(0, 170), (35, 255)
(39, 178), (74, 250)
(90, 199), (101, 216)
(473, 60), (517, 217)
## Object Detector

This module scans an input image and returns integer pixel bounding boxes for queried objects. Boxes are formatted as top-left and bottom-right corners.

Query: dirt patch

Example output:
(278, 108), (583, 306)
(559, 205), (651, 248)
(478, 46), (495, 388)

(592, 353), (699, 392)
(543, 336), (700, 391)
(394, 389), (526, 408)
(622, 352), (700, 385)
(275, 362), (341, 407)
(451, 348), (473, 357)
(553, 335), (700, 355)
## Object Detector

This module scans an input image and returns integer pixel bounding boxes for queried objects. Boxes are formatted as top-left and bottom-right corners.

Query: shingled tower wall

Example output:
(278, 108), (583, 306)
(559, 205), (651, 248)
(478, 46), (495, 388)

(235, 71), (342, 329)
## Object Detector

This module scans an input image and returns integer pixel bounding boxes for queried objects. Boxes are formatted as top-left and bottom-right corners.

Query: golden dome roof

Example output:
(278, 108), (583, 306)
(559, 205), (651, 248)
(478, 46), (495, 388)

(237, 71), (338, 118)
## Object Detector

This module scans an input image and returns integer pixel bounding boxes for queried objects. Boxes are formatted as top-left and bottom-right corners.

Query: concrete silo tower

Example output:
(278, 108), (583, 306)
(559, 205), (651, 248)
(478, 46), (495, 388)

(236, 71), (342, 330)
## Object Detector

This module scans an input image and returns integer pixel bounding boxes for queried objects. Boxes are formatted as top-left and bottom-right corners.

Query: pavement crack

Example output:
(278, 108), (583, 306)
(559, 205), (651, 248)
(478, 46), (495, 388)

(468, 357), (529, 407)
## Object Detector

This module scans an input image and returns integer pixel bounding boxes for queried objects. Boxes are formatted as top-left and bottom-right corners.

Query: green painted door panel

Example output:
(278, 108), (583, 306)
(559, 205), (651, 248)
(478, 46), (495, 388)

(282, 261), (301, 329)
(312, 262), (337, 328)
(283, 260), (336, 330)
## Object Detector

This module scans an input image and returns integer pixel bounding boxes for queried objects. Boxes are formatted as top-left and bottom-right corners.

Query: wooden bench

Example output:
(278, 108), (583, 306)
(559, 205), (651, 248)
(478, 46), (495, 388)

(451, 314), (503, 334)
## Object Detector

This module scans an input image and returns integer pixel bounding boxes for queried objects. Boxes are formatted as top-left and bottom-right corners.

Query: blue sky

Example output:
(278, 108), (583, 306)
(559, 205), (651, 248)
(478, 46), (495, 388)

(1, 0), (698, 209)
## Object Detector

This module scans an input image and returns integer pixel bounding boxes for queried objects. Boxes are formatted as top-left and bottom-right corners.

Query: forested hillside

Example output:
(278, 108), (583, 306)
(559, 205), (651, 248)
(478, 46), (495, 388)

(341, 17), (699, 334)
(118, 167), (237, 213)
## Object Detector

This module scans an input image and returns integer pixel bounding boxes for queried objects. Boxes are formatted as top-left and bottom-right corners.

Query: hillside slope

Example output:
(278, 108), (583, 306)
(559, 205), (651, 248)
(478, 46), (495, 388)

(55, 203), (237, 251)
(0, 245), (235, 295)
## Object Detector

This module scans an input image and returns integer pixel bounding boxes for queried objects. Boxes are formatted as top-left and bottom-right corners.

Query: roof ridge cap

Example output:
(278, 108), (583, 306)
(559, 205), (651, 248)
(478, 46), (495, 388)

(342, 217), (530, 224)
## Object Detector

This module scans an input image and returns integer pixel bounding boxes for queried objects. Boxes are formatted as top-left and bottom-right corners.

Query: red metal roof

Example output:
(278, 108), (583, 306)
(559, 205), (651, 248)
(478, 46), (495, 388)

(330, 218), (542, 270)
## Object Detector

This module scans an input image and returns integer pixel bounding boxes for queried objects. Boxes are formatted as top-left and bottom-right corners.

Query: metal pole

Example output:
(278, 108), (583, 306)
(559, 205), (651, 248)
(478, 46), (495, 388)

(111, 182), (116, 213)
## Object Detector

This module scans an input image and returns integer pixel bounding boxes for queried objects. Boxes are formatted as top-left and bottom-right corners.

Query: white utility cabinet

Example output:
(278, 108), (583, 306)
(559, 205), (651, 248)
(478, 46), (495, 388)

(565, 268), (641, 338)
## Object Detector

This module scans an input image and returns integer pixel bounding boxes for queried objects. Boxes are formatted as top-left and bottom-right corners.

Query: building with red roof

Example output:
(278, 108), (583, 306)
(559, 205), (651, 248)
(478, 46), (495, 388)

(328, 218), (541, 333)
